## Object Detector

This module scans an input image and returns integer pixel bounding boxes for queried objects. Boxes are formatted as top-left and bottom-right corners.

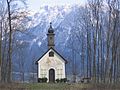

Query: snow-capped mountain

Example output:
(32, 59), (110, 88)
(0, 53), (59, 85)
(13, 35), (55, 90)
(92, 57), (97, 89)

(12, 5), (82, 77)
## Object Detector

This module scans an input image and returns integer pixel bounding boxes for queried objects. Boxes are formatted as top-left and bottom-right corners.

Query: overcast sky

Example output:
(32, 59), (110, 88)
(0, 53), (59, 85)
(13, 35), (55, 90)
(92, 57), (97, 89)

(27, 0), (86, 12)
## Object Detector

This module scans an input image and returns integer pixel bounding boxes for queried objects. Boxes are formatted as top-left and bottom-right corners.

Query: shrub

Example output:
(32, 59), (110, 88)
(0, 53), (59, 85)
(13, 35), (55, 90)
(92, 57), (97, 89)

(56, 79), (60, 83)
(56, 78), (67, 83)
(38, 77), (48, 83)
(61, 78), (67, 83)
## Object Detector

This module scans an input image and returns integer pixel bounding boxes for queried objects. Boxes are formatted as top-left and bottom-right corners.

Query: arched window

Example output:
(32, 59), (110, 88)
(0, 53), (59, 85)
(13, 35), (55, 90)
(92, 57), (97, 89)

(49, 51), (54, 57)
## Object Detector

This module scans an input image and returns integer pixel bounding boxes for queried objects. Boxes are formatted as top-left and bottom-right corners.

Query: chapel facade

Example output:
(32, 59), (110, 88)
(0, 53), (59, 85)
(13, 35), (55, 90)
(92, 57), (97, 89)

(36, 23), (67, 82)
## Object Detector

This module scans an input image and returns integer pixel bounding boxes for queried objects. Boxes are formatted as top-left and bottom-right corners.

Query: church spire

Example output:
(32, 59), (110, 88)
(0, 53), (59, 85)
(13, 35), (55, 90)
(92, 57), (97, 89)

(47, 22), (55, 49)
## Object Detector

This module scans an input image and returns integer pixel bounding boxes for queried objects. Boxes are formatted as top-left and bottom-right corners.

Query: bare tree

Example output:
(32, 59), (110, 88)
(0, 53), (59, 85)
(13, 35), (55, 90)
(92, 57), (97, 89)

(0, 0), (28, 83)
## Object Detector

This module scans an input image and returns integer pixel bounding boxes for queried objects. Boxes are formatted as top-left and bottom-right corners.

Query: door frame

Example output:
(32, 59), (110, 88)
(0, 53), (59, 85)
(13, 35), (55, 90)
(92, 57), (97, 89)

(49, 68), (55, 82)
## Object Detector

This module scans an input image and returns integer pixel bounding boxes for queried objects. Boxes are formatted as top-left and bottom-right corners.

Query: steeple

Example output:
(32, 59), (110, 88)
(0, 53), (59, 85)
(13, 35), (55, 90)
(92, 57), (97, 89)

(48, 22), (54, 33)
(47, 22), (55, 49)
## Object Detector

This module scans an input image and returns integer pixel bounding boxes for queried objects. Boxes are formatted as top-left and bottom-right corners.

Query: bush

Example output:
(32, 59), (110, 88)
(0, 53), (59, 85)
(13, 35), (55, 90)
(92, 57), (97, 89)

(61, 78), (67, 83)
(56, 78), (67, 83)
(56, 79), (60, 83)
(38, 77), (48, 83)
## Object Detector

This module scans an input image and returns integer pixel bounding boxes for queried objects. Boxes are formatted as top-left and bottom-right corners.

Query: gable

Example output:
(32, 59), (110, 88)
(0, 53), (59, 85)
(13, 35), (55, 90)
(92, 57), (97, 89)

(35, 48), (67, 64)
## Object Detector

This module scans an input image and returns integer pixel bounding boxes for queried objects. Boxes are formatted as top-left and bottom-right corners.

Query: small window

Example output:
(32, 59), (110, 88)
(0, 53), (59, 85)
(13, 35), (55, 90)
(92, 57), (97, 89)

(49, 51), (54, 57)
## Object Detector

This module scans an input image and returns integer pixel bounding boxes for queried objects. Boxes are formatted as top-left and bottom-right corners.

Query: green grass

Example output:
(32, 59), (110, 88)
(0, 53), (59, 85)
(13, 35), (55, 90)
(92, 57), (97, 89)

(24, 83), (94, 90)
(25, 83), (70, 90)
(24, 83), (120, 90)
(0, 83), (120, 90)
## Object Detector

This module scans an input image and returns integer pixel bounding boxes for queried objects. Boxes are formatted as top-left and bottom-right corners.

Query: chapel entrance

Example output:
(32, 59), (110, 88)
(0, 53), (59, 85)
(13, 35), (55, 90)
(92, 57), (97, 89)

(49, 69), (55, 82)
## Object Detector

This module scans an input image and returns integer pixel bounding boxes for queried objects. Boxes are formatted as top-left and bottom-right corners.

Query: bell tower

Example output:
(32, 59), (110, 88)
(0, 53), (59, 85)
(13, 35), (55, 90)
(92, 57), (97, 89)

(47, 22), (55, 49)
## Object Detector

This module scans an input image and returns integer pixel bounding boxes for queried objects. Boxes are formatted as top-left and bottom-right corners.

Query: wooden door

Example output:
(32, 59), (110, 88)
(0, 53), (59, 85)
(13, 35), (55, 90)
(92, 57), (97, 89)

(49, 69), (55, 82)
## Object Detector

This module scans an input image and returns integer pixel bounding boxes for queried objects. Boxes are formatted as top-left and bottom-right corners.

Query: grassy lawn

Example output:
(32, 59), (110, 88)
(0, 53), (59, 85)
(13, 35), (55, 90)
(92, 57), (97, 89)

(0, 83), (120, 90)
(24, 83), (120, 90)
(24, 83), (91, 90)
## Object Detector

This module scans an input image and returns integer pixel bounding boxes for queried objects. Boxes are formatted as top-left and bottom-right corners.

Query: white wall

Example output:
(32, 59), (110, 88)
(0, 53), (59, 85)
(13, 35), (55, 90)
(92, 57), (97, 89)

(38, 49), (66, 82)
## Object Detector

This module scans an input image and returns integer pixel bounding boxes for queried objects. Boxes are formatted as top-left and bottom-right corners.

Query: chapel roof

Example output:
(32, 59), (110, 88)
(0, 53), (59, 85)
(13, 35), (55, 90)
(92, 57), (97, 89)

(35, 47), (68, 64)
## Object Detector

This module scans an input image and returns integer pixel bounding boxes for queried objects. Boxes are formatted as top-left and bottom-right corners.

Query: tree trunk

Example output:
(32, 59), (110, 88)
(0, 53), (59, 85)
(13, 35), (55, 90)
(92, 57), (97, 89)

(7, 0), (12, 83)
(0, 21), (2, 82)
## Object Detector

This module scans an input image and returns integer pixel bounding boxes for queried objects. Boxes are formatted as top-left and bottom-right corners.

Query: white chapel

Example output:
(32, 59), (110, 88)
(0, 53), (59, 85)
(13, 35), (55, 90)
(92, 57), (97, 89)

(36, 23), (67, 82)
